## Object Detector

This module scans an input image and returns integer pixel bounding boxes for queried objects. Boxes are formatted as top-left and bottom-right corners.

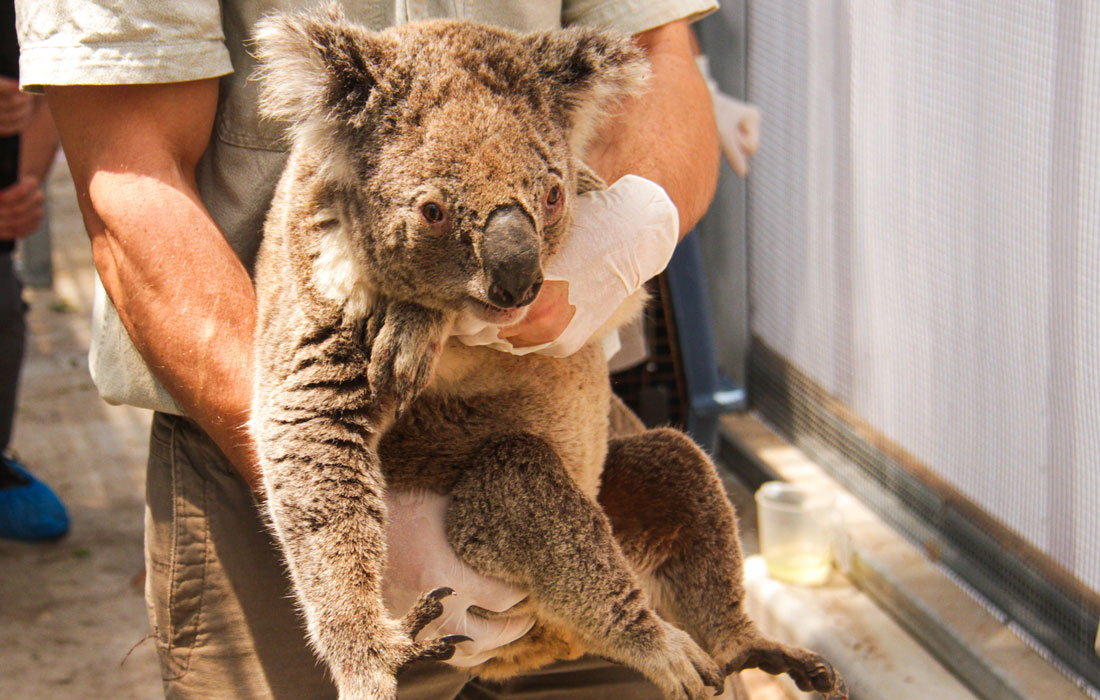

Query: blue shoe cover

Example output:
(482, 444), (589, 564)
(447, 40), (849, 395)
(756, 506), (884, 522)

(0, 457), (70, 541)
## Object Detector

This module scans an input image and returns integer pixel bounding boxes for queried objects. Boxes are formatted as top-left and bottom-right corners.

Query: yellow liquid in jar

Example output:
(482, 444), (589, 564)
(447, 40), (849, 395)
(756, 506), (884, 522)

(764, 547), (832, 586)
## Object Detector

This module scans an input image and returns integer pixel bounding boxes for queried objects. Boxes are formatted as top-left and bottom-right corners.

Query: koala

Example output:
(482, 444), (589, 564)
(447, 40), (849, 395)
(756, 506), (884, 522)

(251, 7), (844, 700)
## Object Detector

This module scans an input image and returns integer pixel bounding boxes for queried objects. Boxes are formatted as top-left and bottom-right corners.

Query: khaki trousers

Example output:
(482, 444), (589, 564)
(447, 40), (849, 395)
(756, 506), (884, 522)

(144, 410), (675, 700)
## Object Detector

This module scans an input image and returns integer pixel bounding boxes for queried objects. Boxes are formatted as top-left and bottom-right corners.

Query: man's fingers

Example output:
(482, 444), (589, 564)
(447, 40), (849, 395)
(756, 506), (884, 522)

(441, 610), (536, 667)
(500, 306), (575, 347)
(0, 209), (45, 240)
(458, 610), (535, 644)
(0, 178), (46, 240)
(0, 177), (42, 203)
(0, 79), (35, 136)
(459, 575), (529, 614)
(498, 280), (575, 347)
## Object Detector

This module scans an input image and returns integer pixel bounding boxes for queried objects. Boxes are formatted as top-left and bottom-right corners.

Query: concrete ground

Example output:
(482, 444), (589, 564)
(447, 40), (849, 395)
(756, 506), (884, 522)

(0, 158), (791, 700)
(0, 161), (161, 698)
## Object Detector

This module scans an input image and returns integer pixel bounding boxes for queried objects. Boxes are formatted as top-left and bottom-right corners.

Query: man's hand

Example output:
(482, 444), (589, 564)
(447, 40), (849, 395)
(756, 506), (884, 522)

(695, 56), (761, 177)
(497, 280), (575, 348)
(382, 490), (534, 667)
(0, 176), (45, 240)
(0, 77), (34, 136)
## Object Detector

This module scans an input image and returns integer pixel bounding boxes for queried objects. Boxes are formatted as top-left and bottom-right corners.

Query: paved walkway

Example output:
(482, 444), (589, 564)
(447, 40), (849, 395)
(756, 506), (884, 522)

(0, 159), (161, 698)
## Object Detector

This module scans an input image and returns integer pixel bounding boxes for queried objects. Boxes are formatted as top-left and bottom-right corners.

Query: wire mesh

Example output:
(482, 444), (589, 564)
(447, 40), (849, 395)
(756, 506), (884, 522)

(746, 0), (1100, 689)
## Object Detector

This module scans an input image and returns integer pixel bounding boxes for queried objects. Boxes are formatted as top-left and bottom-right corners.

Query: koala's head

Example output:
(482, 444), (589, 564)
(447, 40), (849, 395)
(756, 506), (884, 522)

(254, 8), (647, 322)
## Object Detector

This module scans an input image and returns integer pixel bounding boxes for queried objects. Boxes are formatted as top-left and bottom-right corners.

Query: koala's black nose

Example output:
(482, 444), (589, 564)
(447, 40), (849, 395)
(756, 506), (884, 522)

(483, 205), (543, 309)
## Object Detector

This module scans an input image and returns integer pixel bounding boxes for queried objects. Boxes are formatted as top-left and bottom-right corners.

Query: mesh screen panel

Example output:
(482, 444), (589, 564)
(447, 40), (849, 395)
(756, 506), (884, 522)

(746, 0), (1100, 687)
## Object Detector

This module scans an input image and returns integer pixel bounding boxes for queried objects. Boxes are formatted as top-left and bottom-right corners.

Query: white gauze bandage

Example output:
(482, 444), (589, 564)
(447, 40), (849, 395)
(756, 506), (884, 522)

(452, 174), (679, 358)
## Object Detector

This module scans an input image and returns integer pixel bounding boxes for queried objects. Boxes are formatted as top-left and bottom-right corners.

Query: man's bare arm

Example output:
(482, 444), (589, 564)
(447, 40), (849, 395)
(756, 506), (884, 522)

(586, 18), (719, 239)
(46, 80), (262, 490)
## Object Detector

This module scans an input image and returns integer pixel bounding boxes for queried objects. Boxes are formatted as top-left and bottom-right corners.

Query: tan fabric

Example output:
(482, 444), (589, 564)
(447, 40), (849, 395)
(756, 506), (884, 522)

(16, 0), (232, 90)
(15, 0), (717, 414)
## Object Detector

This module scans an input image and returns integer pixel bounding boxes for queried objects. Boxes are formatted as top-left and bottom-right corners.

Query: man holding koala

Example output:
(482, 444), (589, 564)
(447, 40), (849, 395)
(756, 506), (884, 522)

(17, 1), (727, 698)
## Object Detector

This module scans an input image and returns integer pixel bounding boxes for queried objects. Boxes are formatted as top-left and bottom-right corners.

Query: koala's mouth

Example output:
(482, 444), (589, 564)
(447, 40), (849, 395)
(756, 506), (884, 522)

(466, 297), (529, 326)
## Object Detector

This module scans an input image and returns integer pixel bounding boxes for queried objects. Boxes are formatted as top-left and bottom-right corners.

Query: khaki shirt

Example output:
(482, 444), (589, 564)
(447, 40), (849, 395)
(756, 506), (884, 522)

(16, 0), (716, 414)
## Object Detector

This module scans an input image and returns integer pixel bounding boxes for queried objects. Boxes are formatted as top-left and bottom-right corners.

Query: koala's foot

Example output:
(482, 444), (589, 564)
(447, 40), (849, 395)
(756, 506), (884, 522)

(717, 638), (846, 699)
(334, 587), (472, 700)
(636, 620), (725, 700)
(399, 587), (474, 663)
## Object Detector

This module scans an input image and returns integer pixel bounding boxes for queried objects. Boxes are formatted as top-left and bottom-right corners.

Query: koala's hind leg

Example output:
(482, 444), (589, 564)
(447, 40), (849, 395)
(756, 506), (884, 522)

(446, 433), (724, 700)
(598, 428), (845, 698)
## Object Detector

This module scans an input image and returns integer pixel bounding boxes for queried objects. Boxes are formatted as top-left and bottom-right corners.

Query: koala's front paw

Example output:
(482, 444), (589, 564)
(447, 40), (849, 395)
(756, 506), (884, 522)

(716, 638), (846, 699)
(641, 623), (725, 700)
(335, 588), (472, 700)
(397, 586), (474, 664)
(364, 300), (447, 413)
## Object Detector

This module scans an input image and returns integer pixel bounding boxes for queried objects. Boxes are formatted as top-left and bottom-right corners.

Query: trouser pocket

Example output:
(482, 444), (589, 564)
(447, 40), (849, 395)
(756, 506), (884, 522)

(145, 412), (210, 681)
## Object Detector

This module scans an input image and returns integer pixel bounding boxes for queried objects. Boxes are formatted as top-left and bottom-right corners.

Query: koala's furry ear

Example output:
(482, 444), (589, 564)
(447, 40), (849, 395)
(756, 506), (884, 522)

(527, 28), (650, 151)
(253, 5), (395, 136)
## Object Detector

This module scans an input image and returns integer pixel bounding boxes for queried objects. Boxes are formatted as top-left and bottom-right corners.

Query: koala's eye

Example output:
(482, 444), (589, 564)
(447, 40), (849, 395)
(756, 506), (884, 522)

(420, 202), (446, 225)
(546, 185), (563, 207)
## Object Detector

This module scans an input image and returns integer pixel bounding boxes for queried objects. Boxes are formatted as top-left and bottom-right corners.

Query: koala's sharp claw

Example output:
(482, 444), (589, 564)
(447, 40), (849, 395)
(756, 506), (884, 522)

(702, 668), (725, 691)
(441, 634), (473, 645)
(427, 586), (456, 601)
(403, 587), (454, 639)
(407, 633), (474, 665)
(830, 678), (849, 700)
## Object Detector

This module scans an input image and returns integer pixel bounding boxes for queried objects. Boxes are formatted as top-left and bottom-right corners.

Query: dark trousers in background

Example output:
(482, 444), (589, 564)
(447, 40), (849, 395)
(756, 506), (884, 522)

(0, 250), (25, 453)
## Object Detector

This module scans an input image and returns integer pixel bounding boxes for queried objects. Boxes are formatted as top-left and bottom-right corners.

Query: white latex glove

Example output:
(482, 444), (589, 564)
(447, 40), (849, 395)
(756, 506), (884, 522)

(695, 55), (761, 177)
(452, 174), (679, 358)
(382, 490), (535, 667)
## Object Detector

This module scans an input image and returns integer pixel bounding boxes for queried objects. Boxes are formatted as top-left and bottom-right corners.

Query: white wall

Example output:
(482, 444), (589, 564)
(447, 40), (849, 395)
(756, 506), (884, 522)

(747, 0), (1100, 593)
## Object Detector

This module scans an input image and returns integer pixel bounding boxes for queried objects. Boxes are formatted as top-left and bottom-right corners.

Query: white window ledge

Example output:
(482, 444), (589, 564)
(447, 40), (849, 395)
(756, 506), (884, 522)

(720, 413), (1095, 700)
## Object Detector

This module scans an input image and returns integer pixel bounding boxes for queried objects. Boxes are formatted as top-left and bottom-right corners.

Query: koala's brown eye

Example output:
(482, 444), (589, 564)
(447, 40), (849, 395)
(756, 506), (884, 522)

(421, 202), (445, 224)
(546, 185), (563, 207)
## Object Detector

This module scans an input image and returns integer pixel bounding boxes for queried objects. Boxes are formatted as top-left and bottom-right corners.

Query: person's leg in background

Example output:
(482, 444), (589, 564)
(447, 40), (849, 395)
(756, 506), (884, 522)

(0, 246), (68, 541)
(0, 248), (25, 461)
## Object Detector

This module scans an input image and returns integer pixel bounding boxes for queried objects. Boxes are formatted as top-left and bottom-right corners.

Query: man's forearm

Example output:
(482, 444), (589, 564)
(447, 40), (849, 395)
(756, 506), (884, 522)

(46, 81), (262, 491)
(585, 19), (719, 239)
(87, 172), (261, 490)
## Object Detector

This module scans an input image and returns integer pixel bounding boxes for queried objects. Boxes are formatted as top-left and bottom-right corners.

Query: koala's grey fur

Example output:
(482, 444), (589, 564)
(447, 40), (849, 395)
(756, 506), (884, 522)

(251, 7), (844, 700)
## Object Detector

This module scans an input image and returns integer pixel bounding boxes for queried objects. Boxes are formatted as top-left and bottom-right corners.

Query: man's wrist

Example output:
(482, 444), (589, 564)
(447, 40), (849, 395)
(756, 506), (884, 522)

(583, 19), (719, 238)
